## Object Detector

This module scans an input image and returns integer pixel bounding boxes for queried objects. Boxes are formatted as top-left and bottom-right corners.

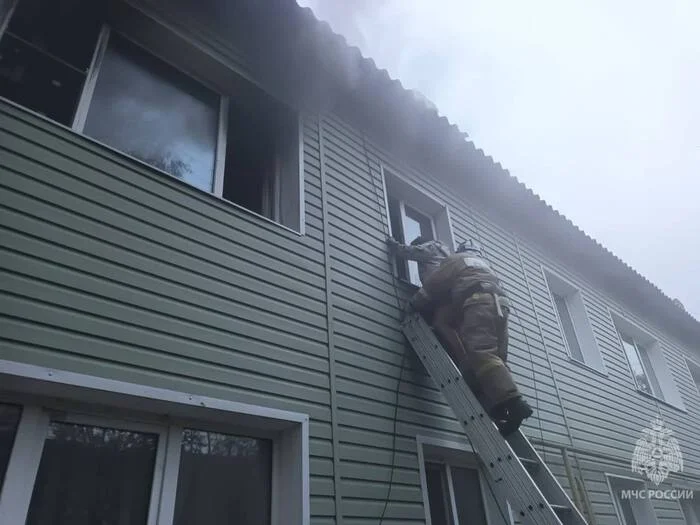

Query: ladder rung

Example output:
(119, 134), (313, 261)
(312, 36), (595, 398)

(518, 456), (540, 468)
(518, 457), (539, 471)
(551, 504), (572, 513)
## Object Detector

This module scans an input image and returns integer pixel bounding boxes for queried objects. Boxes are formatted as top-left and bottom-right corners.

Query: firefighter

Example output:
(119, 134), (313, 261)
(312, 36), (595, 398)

(385, 235), (451, 286)
(407, 239), (533, 437)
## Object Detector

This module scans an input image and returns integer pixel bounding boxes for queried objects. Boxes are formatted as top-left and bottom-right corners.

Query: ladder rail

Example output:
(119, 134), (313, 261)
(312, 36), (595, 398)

(403, 313), (589, 525)
(405, 313), (562, 524)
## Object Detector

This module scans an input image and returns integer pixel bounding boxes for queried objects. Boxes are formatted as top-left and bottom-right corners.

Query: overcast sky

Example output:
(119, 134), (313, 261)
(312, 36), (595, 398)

(297, 0), (700, 321)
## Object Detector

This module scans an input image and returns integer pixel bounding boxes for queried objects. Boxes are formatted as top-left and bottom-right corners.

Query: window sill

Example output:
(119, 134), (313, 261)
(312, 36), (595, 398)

(397, 277), (420, 291)
(1, 96), (306, 239)
(636, 389), (687, 414)
(567, 357), (609, 378)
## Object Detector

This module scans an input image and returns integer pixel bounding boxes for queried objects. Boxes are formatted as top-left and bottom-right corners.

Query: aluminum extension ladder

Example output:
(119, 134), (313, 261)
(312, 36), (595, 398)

(401, 313), (589, 525)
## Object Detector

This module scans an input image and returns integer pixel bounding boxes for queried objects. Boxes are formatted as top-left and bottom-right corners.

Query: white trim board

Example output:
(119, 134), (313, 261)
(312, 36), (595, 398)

(0, 359), (310, 525)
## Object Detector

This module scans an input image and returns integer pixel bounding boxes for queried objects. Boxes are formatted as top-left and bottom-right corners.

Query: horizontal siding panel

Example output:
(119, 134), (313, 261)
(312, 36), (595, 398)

(1, 120), (324, 257)
(340, 480), (422, 503)
(1, 150), (326, 291)
(1, 316), (331, 415)
(0, 212), (326, 343)
(2, 251), (330, 368)
(0, 340), (330, 423)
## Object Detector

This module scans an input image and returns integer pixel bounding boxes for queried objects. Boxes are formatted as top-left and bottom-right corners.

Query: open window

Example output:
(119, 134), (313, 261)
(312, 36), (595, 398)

(382, 167), (455, 287)
(606, 475), (658, 525)
(0, 0), (303, 233)
(610, 312), (685, 410)
(543, 269), (605, 371)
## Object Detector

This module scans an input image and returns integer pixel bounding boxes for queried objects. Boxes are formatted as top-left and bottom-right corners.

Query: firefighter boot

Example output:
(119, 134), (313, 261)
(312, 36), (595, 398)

(491, 396), (533, 437)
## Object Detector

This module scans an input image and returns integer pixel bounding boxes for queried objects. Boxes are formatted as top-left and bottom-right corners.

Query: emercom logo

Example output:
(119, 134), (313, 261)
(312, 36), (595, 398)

(631, 418), (683, 486)
(620, 488), (694, 501)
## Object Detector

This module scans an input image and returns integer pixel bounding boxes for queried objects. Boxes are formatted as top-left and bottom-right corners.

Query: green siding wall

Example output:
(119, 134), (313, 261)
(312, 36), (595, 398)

(1, 8), (699, 524)
(0, 101), (337, 521)
(317, 111), (700, 524)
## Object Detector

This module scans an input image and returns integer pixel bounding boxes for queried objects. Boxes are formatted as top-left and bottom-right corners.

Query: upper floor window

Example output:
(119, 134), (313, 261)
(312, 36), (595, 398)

(620, 332), (662, 398)
(611, 312), (685, 410)
(543, 270), (605, 371)
(686, 358), (700, 398)
(382, 167), (455, 287)
(0, 0), (303, 232)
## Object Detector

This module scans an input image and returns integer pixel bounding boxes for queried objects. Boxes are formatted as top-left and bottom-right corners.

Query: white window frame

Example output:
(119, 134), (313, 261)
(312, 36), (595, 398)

(609, 310), (686, 411)
(542, 268), (606, 373)
(684, 357), (700, 399)
(605, 473), (658, 525)
(672, 481), (700, 525)
(0, 0), (305, 235)
(0, 359), (310, 525)
(681, 499), (700, 525)
(416, 436), (513, 525)
(380, 165), (456, 287)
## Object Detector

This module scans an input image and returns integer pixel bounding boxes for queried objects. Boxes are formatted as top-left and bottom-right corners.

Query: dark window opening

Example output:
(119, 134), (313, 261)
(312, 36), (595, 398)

(450, 466), (487, 525)
(0, 0), (105, 125)
(223, 87), (299, 229)
(0, 403), (22, 494)
(425, 463), (453, 525)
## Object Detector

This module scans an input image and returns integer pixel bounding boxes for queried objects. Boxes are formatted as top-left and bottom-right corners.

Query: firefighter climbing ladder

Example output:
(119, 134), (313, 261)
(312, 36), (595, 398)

(401, 313), (589, 525)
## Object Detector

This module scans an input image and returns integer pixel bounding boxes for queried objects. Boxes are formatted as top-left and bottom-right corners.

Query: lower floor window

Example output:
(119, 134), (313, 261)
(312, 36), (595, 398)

(174, 429), (272, 525)
(0, 402), (272, 525)
(608, 475), (658, 525)
(681, 496), (700, 525)
(0, 403), (22, 493)
(424, 461), (489, 525)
